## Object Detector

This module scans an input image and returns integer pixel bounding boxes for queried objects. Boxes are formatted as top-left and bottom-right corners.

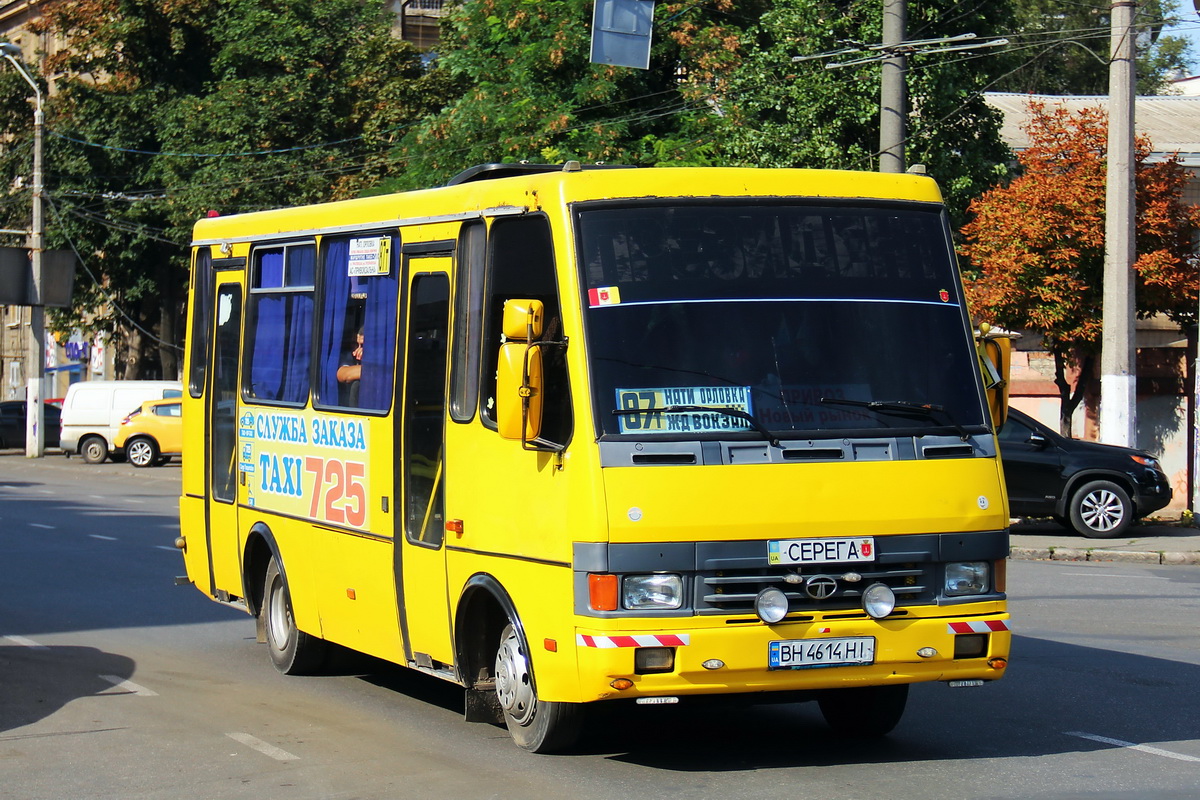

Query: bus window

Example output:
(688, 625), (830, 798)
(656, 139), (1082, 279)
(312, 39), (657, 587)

(212, 285), (241, 503)
(449, 221), (485, 422)
(405, 273), (449, 545)
(244, 243), (315, 405)
(481, 215), (571, 444)
(187, 247), (212, 398)
(315, 234), (399, 412)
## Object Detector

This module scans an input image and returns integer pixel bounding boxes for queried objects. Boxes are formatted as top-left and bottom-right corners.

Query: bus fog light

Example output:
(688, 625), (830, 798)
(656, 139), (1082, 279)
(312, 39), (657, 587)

(953, 633), (987, 659)
(754, 587), (789, 623)
(945, 562), (989, 596)
(634, 647), (674, 674)
(622, 574), (683, 610)
(862, 583), (895, 619)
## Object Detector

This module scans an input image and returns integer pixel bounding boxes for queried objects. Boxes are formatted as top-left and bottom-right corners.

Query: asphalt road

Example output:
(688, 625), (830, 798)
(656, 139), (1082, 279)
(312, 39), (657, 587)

(2, 453), (1199, 800)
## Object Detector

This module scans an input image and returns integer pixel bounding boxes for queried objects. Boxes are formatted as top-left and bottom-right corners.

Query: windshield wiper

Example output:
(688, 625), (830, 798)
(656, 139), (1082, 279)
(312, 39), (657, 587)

(612, 405), (781, 447)
(819, 397), (969, 440)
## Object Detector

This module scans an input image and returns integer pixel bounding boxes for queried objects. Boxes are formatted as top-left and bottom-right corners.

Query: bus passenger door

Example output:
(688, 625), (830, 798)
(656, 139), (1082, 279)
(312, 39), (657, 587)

(207, 279), (245, 596)
(395, 260), (454, 669)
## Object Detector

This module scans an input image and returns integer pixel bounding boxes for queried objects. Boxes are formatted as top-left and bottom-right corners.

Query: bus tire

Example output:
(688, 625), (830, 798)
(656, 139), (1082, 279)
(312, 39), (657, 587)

(817, 684), (908, 738)
(263, 556), (326, 675)
(80, 436), (108, 464)
(494, 622), (582, 753)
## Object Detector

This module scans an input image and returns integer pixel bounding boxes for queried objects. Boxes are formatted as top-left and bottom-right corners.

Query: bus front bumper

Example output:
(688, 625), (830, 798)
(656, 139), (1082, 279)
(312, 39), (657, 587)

(567, 611), (1010, 703)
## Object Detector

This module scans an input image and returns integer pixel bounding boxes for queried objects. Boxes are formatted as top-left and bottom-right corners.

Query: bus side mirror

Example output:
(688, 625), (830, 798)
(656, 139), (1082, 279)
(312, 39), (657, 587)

(976, 323), (1014, 428)
(497, 299), (545, 442)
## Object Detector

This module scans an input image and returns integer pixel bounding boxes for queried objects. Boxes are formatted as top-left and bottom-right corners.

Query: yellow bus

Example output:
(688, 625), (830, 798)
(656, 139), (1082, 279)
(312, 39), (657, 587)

(178, 163), (1011, 752)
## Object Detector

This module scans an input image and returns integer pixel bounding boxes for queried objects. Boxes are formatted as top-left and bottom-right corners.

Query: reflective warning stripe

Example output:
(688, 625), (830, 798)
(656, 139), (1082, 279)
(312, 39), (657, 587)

(576, 634), (690, 648)
(947, 620), (1010, 634)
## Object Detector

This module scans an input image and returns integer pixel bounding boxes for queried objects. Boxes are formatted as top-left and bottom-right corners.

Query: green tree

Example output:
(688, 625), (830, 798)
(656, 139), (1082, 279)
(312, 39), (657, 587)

(388, 0), (761, 190)
(993, 0), (1193, 95)
(3, 0), (450, 377)
(713, 0), (1015, 225)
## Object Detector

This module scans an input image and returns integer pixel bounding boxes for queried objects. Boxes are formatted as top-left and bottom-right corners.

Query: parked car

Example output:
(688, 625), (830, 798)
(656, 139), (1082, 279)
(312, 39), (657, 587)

(113, 398), (183, 468)
(998, 407), (1172, 538)
(59, 380), (182, 463)
(0, 401), (61, 449)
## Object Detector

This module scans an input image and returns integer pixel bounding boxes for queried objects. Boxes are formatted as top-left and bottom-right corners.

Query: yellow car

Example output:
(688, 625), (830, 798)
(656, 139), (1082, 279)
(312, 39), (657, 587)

(114, 398), (182, 468)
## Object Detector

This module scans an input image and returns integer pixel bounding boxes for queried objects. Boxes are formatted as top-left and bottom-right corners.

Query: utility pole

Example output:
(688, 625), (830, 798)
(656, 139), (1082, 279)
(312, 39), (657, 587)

(799, 3), (1003, 175)
(879, 0), (906, 173)
(1, 42), (45, 457)
(1099, 0), (1137, 448)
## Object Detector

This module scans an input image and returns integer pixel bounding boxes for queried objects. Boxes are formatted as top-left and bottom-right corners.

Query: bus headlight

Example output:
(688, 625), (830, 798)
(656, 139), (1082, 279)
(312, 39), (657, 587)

(622, 574), (683, 610)
(862, 582), (896, 619)
(945, 562), (990, 596)
(754, 587), (789, 623)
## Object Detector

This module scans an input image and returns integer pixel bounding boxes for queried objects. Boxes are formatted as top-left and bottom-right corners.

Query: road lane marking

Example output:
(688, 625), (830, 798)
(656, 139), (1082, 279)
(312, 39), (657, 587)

(29, 523), (54, 529)
(226, 732), (300, 761)
(1058, 573), (1169, 580)
(3, 635), (48, 650)
(1066, 731), (1200, 762)
(100, 675), (159, 697)
(89, 534), (117, 541)
(155, 545), (177, 551)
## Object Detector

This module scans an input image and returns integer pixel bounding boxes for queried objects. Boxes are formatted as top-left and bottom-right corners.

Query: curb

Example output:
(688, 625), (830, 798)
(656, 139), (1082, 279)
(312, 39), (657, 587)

(1009, 546), (1200, 566)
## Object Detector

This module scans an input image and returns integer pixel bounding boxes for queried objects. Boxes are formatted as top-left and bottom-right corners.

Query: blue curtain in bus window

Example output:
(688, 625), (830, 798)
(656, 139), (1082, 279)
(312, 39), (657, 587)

(259, 250), (285, 288)
(359, 269), (398, 410)
(291, 244), (315, 286)
(318, 239), (351, 405)
(281, 247), (315, 403)
(249, 248), (313, 404)
(250, 295), (286, 399)
(281, 293), (312, 403)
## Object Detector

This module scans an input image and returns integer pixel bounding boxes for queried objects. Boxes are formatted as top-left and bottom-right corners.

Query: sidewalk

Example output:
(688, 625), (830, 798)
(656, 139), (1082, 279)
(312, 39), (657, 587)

(1009, 516), (1200, 566)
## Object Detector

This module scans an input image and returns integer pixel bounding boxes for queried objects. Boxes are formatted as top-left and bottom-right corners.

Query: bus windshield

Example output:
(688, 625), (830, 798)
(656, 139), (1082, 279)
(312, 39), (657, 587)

(577, 201), (987, 440)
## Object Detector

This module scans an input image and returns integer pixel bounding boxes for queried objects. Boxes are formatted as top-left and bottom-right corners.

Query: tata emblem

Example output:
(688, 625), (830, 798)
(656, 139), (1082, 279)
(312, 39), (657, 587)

(804, 575), (838, 600)
(938, 289), (950, 302)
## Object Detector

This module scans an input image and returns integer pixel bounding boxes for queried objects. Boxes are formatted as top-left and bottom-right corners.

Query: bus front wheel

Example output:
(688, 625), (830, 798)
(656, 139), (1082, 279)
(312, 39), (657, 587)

(817, 684), (908, 738)
(494, 622), (582, 753)
(263, 556), (326, 675)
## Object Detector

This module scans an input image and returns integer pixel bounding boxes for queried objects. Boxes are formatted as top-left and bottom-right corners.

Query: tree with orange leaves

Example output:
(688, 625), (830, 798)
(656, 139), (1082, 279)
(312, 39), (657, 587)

(961, 100), (1200, 434)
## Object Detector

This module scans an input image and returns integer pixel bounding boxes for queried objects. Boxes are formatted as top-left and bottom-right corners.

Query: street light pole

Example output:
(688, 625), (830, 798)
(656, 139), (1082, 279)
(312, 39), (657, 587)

(1, 42), (45, 458)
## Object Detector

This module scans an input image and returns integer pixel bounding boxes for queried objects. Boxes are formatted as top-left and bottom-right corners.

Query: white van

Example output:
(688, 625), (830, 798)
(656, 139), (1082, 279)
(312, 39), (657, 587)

(59, 380), (183, 463)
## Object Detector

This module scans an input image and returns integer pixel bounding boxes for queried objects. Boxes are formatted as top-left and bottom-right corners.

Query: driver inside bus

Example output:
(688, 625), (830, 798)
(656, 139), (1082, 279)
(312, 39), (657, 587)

(337, 326), (364, 405)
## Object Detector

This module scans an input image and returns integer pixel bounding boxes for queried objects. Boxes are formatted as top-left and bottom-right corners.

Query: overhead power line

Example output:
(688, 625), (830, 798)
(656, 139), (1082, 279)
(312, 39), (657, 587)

(793, 33), (1009, 69)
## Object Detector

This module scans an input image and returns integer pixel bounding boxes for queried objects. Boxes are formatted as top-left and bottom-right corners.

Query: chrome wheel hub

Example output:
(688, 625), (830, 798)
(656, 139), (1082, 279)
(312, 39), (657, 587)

(494, 625), (535, 725)
(1081, 489), (1125, 532)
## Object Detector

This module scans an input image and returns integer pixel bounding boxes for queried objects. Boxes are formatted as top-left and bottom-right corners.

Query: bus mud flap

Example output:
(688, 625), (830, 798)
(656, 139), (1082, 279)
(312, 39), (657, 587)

(465, 679), (503, 723)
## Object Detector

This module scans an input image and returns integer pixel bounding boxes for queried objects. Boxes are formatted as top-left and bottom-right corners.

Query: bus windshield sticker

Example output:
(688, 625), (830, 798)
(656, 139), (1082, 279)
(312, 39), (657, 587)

(588, 286), (621, 307)
(348, 237), (391, 276)
(615, 386), (753, 434)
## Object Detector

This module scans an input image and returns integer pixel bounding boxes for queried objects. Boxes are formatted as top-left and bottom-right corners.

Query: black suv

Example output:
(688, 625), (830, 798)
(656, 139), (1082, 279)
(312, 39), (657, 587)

(998, 408), (1172, 538)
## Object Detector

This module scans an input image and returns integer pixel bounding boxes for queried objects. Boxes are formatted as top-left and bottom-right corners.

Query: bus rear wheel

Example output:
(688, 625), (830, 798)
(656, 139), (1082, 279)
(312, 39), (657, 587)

(817, 684), (908, 738)
(263, 556), (326, 675)
(494, 622), (582, 753)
